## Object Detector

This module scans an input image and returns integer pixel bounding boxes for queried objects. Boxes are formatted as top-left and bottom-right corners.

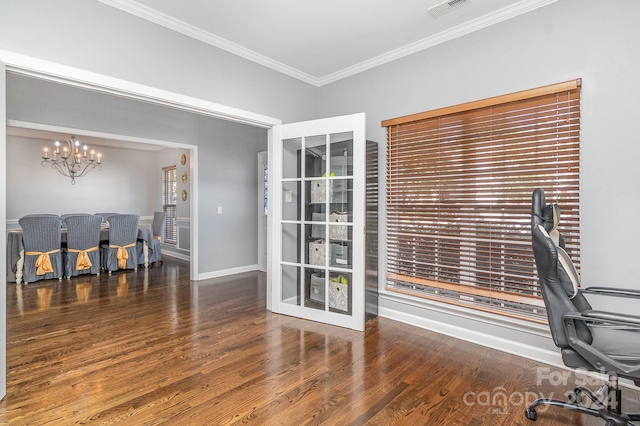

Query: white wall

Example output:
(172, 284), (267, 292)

(318, 0), (640, 361)
(6, 135), (157, 220)
(0, 0), (318, 124)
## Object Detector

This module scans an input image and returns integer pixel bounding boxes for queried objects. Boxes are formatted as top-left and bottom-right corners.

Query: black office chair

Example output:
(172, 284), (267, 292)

(526, 188), (640, 426)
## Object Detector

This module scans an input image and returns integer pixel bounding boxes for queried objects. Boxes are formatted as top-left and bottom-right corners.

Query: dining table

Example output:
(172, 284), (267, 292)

(6, 225), (155, 284)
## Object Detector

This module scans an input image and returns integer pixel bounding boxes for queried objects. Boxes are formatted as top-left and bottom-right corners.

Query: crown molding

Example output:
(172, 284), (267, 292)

(98, 0), (319, 86)
(99, 0), (557, 88)
(319, 0), (558, 86)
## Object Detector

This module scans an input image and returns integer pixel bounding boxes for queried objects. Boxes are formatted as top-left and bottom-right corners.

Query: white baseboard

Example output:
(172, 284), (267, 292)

(380, 307), (640, 391)
(379, 305), (564, 367)
(161, 250), (190, 262)
(196, 264), (258, 280)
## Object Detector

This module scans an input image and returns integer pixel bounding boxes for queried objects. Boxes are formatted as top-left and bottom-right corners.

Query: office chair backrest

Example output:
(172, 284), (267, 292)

(530, 188), (593, 349)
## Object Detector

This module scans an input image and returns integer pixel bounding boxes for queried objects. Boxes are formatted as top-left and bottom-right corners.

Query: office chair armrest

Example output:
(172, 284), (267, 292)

(563, 311), (640, 378)
(582, 287), (640, 299)
(564, 310), (640, 327)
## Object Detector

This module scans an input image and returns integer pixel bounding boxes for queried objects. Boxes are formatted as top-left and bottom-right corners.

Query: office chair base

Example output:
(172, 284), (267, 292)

(525, 381), (640, 425)
(525, 398), (600, 420)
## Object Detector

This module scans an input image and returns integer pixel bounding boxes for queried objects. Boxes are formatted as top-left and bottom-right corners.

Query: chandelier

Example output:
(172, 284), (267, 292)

(41, 136), (103, 185)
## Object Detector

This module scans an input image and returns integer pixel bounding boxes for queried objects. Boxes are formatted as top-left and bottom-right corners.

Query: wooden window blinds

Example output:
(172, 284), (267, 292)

(382, 80), (581, 322)
(162, 165), (177, 244)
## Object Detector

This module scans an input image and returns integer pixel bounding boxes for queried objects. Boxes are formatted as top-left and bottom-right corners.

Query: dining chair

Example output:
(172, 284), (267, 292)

(20, 214), (61, 219)
(61, 213), (92, 229)
(61, 213), (92, 219)
(101, 214), (140, 274)
(63, 214), (103, 278)
(148, 211), (165, 264)
(95, 213), (118, 224)
(18, 215), (64, 284)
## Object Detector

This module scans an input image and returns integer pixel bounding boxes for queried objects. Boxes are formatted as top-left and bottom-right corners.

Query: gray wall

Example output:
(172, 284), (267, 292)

(6, 135), (157, 219)
(155, 147), (192, 256)
(3, 0), (639, 366)
(6, 74), (268, 273)
(0, 0), (318, 124)
(320, 1), (640, 285)
(155, 147), (190, 217)
(318, 0), (640, 356)
(0, 0), (312, 278)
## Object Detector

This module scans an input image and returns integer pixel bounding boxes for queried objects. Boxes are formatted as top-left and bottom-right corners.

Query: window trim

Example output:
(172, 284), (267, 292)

(382, 79), (581, 322)
(382, 80), (580, 127)
(162, 165), (177, 245)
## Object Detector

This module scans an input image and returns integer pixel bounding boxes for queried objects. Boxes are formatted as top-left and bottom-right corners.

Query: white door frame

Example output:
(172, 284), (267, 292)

(257, 151), (268, 273)
(0, 50), (281, 399)
(0, 49), (281, 283)
(1, 58), (8, 399)
(270, 113), (367, 331)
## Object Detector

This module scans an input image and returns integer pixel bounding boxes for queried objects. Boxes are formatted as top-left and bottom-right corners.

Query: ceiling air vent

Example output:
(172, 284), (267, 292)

(428, 0), (472, 18)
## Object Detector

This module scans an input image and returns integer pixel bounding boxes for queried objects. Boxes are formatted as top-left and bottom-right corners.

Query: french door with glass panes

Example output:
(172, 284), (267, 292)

(270, 113), (368, 331)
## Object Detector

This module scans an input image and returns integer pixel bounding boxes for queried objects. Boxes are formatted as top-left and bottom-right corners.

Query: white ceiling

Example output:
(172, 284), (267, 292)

(98, 0), (557, 86)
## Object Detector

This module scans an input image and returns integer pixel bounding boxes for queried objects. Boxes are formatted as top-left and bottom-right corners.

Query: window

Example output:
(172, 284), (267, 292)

(382, 80), (581, 322)
(162, 165), (177, 244)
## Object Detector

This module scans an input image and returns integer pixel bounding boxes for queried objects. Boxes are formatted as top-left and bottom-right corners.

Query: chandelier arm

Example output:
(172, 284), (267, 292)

(73, 162), (102, 179)
(40, 136), (103, 184)
(42, 159), (72, 178)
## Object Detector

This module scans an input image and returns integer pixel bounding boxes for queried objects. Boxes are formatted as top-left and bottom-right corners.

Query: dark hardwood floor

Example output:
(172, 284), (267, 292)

(2, 258), (638, 425)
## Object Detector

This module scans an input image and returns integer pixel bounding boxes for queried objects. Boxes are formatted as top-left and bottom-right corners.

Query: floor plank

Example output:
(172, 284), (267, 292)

(1, 258), (638, 425)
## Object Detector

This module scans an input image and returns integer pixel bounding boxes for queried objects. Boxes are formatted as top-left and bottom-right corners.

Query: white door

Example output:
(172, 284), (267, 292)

(270, 113), (366, 331)
(1, 60), (8, 398)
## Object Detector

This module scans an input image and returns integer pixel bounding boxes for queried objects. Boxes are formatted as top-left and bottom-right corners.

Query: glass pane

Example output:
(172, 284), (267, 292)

(307, 238), (327, 267)
(307, 179), (327, 206)
(330, 132), (353, 177)
(305, 135), (326, 178)
(283, 138), (302, 179)
(328, 272), (351, 315)
(282, 223), (300, 263)
(281, 265), (301, 305)
(329, 178), (352, 208)
(305, 268), (325, 310)
(282, 181), (300, 221)
(328, 211), (351, 241)
(329, 241), (351, 269)
(306, 219), (325, 241)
